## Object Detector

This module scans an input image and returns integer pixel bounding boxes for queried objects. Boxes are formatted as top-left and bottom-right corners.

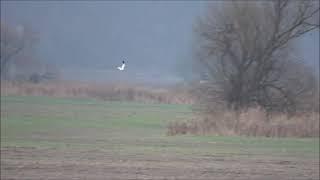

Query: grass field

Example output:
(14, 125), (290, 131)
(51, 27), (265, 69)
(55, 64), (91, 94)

(1, 95), (319, 179)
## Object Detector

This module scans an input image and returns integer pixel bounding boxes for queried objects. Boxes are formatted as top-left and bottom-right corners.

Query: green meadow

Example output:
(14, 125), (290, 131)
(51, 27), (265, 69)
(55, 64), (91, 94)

(1, 95), (318, 158)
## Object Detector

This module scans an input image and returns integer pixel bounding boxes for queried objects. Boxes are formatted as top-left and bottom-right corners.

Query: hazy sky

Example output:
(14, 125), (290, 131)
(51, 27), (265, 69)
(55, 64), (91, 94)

(1, 1), (319, 84)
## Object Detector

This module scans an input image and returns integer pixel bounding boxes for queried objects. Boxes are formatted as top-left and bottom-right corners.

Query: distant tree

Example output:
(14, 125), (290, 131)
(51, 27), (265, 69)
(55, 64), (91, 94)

(1, 22), (38, 79)
(42, 63), (61, 81)
(29, 73), (41, 83)
(194, 1), (319, 117)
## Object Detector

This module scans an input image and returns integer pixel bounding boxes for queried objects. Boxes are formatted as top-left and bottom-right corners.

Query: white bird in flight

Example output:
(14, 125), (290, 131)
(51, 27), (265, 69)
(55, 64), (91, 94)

(117, 61), (126, 71)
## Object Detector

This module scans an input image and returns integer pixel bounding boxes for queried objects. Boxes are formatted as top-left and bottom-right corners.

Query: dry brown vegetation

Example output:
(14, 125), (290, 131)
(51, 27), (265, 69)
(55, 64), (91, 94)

(167, 107), (319, 137)
(1, 80), (194, 104)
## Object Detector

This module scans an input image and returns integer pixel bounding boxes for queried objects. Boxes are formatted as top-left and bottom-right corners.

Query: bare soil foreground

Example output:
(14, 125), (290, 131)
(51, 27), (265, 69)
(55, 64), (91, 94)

(1, 96), (319, 179)
(1, 146), (319, 180)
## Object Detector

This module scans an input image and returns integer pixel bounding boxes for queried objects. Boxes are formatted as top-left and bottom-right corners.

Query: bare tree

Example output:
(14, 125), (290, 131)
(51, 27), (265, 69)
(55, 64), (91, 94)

(194, 1), (319, 117)
(0, 22), (38, 79)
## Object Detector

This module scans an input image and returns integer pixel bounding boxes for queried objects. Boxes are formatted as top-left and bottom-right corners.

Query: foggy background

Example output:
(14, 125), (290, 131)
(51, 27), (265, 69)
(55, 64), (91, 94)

(1, 1), (319, 85)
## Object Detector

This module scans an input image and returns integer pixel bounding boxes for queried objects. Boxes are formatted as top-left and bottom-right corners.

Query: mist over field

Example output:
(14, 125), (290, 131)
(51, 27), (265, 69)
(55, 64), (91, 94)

(2, 1), (318, 84)
(1, 1), (204, 84)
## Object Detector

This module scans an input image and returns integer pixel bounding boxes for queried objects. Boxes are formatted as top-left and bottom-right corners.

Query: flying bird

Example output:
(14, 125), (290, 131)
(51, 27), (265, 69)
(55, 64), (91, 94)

(117, 61), (126, 71)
